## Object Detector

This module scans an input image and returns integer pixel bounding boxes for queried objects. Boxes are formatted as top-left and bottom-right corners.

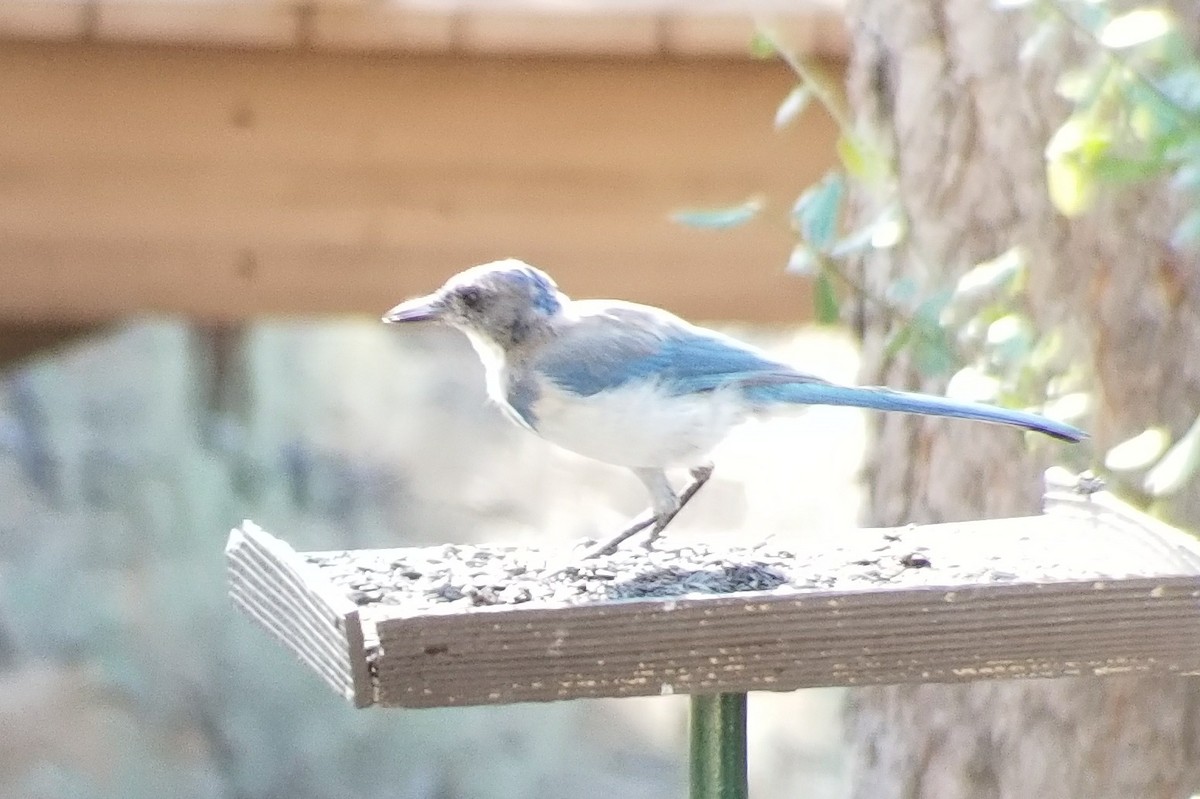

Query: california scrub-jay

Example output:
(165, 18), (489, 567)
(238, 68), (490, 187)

(384, 259), (1086, 554)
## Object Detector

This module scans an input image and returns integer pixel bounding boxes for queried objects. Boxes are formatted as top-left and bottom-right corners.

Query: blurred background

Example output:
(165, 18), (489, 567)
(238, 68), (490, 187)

(7, 0), (1200, 796)
(0, 1), (858, 797)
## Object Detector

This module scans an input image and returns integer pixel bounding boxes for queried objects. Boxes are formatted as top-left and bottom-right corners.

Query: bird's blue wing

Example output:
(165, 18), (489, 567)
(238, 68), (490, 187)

(533, 301), (819, 397)
(531, 301), (1086, 442)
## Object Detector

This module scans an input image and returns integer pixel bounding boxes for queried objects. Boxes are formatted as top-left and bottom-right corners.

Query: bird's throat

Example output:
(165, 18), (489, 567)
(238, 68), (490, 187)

(463, 330), (510, 405)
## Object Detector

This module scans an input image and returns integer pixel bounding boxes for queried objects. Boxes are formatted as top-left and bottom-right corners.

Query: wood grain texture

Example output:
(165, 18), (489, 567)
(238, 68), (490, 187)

(226, 522), (372, 707)
(0, 0), (847, 58)
(372, 576), (1200, 708)
(0, 1), (88, 39)
(225, 482), (1200, 709)
(0, 42), (839, 324)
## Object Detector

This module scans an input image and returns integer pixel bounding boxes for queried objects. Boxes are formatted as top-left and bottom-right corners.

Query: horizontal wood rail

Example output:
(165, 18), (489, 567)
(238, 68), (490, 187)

(0, 40), (842, 324)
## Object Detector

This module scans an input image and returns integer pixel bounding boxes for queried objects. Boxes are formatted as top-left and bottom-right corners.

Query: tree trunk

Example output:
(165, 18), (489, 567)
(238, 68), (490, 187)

(844, 1), (1200, 796)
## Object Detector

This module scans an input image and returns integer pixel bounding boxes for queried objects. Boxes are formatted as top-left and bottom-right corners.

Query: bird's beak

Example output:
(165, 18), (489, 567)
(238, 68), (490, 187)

(382, 293), (443, 324)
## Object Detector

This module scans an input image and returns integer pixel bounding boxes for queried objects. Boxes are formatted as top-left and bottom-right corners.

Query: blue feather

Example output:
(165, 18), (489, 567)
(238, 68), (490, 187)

(535, 303), (802, 397)
(744, 380), (1085, 442)
(528, 298), (1085, 442)
(505, 373), (540, 429)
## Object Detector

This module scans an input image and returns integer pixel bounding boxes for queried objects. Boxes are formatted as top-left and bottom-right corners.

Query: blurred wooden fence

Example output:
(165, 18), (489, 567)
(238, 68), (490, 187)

(0, 1), (848, 334)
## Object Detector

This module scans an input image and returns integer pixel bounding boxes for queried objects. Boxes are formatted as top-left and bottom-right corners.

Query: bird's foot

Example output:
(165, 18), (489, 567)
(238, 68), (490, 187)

(578, 514), (656, 560)
(643, 464), (714, 548)
(580, 464), (715, 559)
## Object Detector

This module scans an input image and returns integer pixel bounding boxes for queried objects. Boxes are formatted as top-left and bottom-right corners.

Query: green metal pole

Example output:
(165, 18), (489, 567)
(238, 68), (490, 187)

(689, 692), (748, 799)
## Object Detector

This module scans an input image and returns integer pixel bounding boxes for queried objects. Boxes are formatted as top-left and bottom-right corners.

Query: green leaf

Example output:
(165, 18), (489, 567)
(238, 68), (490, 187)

(827, 224), (876, 258)
(916, 289), (954, 327)
(836, 134), (865, 176)
(1042, 391), (1091, 425)
(1045, 117), (1108, 215)
(986, 313), (1035, 366)
(1028, 327), (1067, 374)
(886, 276), (920, 306)
(829, 204), (904, 257)
(813, 272), (840, 324)
(1163, 138), (1200, 163)
(1099, 8), (1174, 49)
(912, 326), (956, 376)
(883, 322), (914, 360)
(671, 197), (763, 229)
(1046, 116), (1113, 162)
(774, 85), (813, 130)
(1105, 427), (1171, 472)
(954, 247), (1027, 303)
(1089, 154), (1167, 182)
(836, 133), (888, 182)
(1144, 414), (1200, 496)
(1158, 65), (1200, 114)
(792, 174), (845, 249)
(911, 291), (957, 376)
(749, 32), (776, 59)
(946, 365), (1001, 403)
(1128, 92), (1181, 143)
(1046, 157), (1097, 216)
(1055, 69), (1098, 103)
(867, 208), (904, 248)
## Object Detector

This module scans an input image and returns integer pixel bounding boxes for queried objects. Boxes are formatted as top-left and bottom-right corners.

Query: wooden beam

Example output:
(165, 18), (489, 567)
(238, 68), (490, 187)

(0, 1), (849, 59)
(0, 42), (841, 323)
(226, 479), (1200, 709)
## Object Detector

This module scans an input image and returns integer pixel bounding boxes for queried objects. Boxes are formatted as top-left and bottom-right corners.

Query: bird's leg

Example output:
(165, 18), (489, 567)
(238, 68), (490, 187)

(645, 464), (714, 546)
(581, 464), (715, 558)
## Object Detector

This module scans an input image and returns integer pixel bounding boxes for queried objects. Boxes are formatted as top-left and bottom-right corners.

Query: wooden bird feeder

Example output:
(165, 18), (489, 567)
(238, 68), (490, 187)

(225, 468), (1200, 711)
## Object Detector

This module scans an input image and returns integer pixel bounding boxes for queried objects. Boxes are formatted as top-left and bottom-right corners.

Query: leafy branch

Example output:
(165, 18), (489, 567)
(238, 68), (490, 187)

(1020, 0), (1200, 245)
(673, 1), (1198, 478)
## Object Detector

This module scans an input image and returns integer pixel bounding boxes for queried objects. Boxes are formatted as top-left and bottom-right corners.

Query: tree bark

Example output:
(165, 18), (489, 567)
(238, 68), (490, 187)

(844, 1), (1200, 796)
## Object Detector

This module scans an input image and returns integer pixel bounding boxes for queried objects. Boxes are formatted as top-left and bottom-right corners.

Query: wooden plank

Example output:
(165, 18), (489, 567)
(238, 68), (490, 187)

(95, 3), (299, 47)
(459, 10), (660, 55)
(310, 6), (457, 52)
(360, 496), (1200, 706)
(0, 1), (89, 39)
(0, 0), (847, 57)
(0, 42), (836, 323)
(225, 522), (373, 706)
(369, 578), (1200, 707)
(661, 12), (848, 58)
(225, 480), (1200, 709)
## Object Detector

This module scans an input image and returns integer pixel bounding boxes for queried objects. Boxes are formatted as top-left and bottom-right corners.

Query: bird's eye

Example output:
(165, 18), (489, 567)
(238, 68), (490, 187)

(458, 287), (484, 310)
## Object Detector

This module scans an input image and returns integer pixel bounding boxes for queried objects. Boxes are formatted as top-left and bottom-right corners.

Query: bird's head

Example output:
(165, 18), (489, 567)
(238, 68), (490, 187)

(382, 259), (564, 350)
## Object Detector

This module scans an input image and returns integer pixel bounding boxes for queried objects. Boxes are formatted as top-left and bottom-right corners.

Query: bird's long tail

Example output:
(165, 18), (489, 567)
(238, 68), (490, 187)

(748, 379), (1086, 442)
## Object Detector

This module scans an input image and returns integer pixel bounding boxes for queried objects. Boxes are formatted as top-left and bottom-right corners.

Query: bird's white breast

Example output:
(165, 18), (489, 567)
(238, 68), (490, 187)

(463, 330), (509, 402)
(530, 379), (748, 469)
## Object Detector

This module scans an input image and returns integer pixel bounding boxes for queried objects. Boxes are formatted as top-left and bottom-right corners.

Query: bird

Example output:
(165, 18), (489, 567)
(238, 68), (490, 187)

(383, 259), (1086, 555)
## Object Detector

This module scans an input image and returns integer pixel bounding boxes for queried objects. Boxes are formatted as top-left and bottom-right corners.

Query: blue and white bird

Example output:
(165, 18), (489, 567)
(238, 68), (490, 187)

(384, 259), (1086, 554)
